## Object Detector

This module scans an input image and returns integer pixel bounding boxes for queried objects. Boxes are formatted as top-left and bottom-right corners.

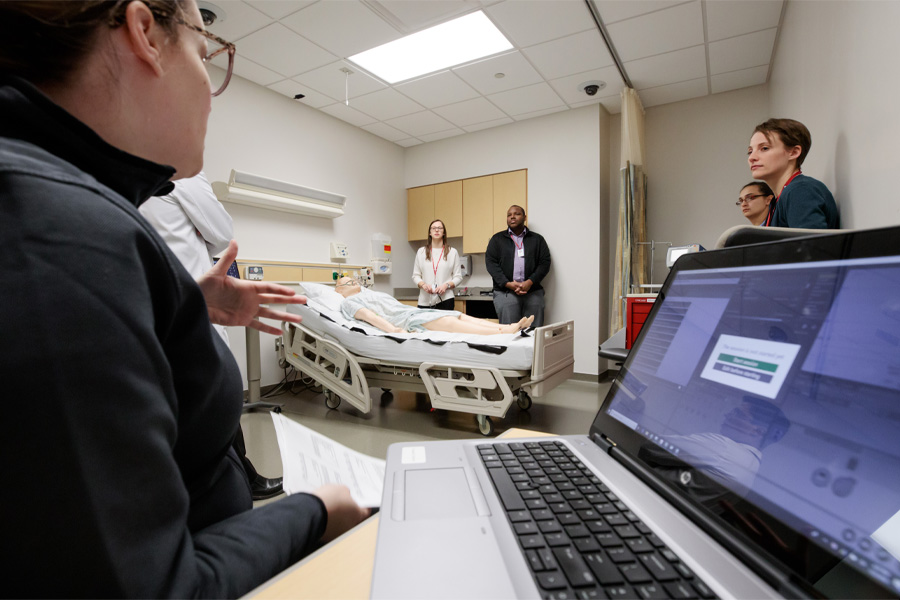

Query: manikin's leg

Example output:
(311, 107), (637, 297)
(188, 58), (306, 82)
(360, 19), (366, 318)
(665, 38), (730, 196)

(424, 314), (534, 335)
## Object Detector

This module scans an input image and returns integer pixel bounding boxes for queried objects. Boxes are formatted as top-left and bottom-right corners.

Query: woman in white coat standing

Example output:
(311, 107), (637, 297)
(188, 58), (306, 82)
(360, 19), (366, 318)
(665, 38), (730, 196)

(412, 219), (463, 310)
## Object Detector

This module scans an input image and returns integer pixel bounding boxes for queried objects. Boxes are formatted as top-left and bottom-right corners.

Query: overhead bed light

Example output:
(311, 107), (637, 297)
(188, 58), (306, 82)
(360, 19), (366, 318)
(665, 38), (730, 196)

(212, 170), (345, 218)
(347, 11), (512, 84)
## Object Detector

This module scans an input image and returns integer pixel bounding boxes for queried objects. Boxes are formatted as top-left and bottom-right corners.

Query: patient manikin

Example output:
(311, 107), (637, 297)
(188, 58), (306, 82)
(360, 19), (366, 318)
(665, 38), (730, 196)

(334, 277), (533, 335)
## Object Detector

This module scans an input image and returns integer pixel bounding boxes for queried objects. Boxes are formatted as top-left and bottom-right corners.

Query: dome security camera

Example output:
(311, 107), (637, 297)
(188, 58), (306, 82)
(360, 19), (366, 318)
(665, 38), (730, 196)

(578, 80), (607, 97)
(197, 2), (226, 26)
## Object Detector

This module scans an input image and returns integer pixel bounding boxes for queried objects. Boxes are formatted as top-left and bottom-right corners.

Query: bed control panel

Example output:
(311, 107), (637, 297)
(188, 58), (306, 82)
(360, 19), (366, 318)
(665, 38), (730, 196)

(245, 265), (264, 280)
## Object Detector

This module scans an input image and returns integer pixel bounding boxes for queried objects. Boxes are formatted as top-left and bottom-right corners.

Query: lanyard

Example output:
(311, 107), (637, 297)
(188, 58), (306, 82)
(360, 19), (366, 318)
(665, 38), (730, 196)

(764, 170), (802, 227)
(510, 232), (524, 250)
(431, 246), (444, 286)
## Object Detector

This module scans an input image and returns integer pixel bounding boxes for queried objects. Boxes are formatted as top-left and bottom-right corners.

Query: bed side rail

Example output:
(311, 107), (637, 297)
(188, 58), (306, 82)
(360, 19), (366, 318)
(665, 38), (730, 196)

(419, 363), (516, 418)
(279, 321), (372, 413)
(526, 320), (575, 397)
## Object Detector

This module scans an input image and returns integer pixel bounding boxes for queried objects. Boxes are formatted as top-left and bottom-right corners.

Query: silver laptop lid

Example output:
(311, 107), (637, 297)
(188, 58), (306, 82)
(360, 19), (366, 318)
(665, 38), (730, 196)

(591, 227), (900, 598)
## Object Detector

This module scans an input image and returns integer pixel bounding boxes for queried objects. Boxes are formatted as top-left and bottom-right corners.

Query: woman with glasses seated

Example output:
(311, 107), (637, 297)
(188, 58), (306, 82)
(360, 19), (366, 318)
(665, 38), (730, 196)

(412, 219), (463, 310)
(335, 278), (533, 334)
(736, 181), (775, 226)
(0, 1), (367, 597)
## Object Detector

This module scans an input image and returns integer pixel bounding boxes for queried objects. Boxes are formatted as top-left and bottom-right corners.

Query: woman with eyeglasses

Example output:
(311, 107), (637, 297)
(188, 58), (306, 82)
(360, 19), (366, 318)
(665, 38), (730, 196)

(736, 181), (775, 226)
(412, 219), (463, 310)
(0, 1), (367, 597)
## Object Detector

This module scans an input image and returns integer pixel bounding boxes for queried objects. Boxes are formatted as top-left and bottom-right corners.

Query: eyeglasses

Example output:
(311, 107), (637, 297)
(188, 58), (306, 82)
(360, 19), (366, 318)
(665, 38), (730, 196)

(430, 226), (444, 231)
(335, 280), (359, 287)
(735, 194), (769, 206)
(178, 19), (236, 97)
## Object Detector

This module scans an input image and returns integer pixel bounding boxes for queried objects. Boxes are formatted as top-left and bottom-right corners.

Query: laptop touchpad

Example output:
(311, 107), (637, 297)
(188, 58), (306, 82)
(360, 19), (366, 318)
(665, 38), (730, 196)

(405, 468), (477, 520)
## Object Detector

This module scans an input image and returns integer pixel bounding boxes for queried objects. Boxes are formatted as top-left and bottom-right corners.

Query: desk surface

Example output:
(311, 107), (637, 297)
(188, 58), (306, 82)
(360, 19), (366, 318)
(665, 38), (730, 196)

(246, 428), (551, 599)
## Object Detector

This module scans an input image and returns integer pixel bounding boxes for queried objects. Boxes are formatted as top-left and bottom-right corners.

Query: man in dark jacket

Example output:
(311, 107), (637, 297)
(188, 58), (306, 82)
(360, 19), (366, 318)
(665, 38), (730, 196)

(485, 205), (551, 326)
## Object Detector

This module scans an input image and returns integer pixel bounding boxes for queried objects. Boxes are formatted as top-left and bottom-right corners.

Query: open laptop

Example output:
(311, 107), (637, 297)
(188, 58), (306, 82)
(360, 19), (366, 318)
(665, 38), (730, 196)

(371, 226), (900, 600)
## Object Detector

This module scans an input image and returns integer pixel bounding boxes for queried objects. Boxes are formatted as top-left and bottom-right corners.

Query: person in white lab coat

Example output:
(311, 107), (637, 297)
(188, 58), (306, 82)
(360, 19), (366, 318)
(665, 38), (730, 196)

(140, 171), (232, 343)
(141, 171), (283, 501)
(412, 219), (462, 309)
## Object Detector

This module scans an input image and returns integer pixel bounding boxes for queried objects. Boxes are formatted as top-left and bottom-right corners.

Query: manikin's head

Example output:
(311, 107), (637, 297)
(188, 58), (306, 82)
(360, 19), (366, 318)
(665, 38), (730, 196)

(335, 277), (361, 298)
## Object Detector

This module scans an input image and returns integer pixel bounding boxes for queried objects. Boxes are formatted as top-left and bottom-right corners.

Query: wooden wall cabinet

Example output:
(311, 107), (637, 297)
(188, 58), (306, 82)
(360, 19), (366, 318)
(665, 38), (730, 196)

(407, 185), (434, 241)
(407, 169), (527, 254)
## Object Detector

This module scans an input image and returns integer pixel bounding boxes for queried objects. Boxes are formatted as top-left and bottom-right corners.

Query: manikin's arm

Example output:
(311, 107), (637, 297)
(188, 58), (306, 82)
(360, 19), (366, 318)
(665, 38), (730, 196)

(353, 307), (404, 333)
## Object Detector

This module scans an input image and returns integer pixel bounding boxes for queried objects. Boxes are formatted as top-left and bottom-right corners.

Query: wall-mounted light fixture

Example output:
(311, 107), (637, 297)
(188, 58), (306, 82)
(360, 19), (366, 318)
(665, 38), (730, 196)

(212, 170), (345, 218)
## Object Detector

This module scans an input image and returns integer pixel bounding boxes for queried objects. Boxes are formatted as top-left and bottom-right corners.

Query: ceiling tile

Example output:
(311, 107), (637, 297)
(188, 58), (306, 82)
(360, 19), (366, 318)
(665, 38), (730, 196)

(594, 0), (691, 25)
(395, 138), (424, 148)
(292, 60), (386, 101)
(706, 0), (784, 42)
(488, 82), (565, 116)
(385, 111), (457, 136)
(711, 65), (768, 94)
(512, 105), (568, 121)
(282, 1), (402, 58)
(453, 51), (544, 95)
(364, 0), (482, 33)
(709, 28), (777, 75)
(267, 80), (336, 107)
(350, 88), (425, 121)
(228, 56), (285, 86)
(606, 1), (703, 62)
(237, 23), (337, 77)
(418, 128), (467, 142)
(204, 0), (272, 41)
(548, 65), (624, 105)
(485, 0), (593, 47)
(625, 44), (706, 89)
(639, 76), (708, 107)
(521, 29), (614, 79)
(463, 116), (514, 132)
(433, 97), (508, 127)
(246, 0), (315, 20)
(361, 122), (410, 142)
(395, 71), (481, 108)
(319, 102), (379, 127)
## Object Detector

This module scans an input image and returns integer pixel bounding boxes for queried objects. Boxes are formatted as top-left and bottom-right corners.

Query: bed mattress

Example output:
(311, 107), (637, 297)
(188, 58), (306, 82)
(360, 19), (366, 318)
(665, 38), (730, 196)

(286, 284), (535, 371)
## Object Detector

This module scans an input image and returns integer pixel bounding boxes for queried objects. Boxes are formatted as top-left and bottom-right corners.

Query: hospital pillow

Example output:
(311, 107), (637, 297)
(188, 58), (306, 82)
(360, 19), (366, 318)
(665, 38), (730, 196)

(300, 282), (344, 313)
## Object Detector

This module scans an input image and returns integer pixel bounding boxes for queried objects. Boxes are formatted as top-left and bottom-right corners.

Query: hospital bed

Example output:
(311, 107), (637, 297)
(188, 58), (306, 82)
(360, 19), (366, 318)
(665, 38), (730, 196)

(276, 283), (575, 435)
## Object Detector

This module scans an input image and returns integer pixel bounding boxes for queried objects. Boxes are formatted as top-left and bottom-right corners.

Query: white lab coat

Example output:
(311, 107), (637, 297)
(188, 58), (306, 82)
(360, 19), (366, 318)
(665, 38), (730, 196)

(140, 171), (233, 343)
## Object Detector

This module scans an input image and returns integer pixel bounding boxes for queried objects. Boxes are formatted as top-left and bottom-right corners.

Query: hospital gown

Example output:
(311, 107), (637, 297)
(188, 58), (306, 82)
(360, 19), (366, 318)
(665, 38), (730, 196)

(341, 288), (460, 332)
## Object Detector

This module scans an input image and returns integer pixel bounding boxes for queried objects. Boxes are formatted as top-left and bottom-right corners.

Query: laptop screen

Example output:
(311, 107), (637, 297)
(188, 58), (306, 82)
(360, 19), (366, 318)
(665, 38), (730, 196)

(594, 230), (900, 598)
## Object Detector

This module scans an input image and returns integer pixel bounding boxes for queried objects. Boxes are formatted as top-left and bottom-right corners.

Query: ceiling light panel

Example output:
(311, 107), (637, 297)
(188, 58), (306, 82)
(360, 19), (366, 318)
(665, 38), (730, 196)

(348, 11), (513, 84)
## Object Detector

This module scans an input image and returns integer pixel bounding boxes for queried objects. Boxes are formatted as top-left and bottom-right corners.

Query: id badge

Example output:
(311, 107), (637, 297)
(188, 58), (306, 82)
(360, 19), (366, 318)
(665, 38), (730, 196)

(517, 248), (525, 258)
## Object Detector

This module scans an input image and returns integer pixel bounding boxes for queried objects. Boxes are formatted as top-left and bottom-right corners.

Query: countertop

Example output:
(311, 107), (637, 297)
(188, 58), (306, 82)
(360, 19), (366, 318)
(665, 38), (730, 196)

(393, 286), (495, 301)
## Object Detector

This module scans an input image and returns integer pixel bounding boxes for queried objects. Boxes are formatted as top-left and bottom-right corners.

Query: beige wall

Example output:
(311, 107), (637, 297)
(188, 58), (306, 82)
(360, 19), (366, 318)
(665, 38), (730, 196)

(405, 105), (608, 375)
(609, 85), (770, 285)
(768, 0), (900, 229)
(202, 72), (406, 387)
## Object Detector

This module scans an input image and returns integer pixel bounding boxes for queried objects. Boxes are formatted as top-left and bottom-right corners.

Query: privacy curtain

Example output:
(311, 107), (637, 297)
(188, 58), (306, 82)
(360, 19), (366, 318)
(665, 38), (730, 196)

(610, 88), (649, 334)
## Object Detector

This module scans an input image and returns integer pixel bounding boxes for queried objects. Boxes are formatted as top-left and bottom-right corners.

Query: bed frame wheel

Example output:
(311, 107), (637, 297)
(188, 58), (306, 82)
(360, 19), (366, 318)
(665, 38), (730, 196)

(324, 390), (341, 410)
(381, 390), (393, 401)
(516, 391), (532, 411)
(476, 414), (494, 436)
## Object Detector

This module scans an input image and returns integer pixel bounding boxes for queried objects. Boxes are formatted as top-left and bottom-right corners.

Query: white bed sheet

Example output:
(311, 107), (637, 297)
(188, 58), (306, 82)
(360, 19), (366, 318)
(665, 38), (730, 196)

(286, 283), (535, 370)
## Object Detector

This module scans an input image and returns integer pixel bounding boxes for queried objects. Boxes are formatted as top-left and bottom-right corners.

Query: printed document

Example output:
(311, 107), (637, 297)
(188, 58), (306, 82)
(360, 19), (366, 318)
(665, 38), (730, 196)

(271, 412), (385, 507)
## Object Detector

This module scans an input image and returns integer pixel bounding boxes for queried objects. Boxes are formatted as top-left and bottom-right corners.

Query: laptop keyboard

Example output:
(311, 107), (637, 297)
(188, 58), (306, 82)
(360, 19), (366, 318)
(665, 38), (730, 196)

(478, 440), (718, 600)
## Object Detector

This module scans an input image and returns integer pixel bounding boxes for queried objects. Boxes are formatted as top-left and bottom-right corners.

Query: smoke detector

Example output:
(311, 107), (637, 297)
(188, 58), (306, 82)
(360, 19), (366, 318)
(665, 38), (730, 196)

(197, 1), (226, 26)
